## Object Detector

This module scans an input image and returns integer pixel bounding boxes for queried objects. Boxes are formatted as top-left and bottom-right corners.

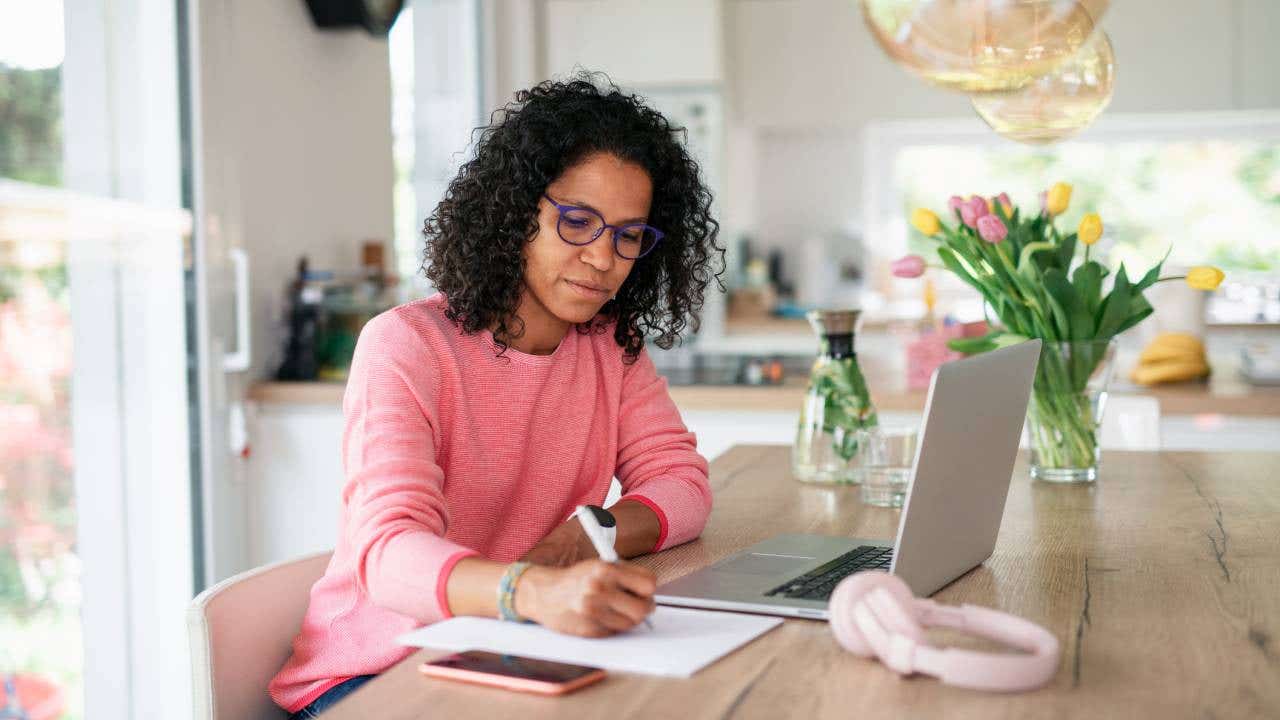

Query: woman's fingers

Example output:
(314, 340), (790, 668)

(570, 617), (613, 638)
(588, 600), (642, 633)
(596, 588), (653, 627)
(538, 559), (659, 638)
(609, 562), (658, 600)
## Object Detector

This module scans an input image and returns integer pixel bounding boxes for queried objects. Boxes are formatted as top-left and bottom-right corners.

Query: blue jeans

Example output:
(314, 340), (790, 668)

(288, 675), (377, 719)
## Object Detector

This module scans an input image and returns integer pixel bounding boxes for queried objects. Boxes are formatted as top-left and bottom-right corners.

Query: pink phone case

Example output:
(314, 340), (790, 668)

(418, 659), (606, 695)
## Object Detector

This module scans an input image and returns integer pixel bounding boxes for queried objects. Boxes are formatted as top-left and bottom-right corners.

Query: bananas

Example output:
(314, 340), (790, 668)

(1131, 333), (1210, 385)
(1131, 359), (1210, 385)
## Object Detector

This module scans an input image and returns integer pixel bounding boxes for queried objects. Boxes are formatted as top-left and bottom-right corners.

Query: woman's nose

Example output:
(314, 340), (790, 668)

(579, 232), (616, 271)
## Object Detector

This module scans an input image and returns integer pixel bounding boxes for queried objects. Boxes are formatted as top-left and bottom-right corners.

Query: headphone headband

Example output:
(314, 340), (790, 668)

(830, 571), (1060, 693)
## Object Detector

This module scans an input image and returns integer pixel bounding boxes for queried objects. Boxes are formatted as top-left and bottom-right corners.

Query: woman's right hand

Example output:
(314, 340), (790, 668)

(514, 559), (656, 637)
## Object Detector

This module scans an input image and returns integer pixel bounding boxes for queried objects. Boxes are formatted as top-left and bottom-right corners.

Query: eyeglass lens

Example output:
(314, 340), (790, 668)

(557, 206), (660, 259)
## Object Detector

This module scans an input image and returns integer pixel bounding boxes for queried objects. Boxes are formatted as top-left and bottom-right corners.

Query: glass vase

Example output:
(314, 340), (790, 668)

(792, 310), (879, 484)
(1026, 340), (1117, 483)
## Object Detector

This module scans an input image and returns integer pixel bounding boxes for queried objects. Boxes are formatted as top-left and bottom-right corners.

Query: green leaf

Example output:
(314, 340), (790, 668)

(1072, 261), (1105, 317)
(1095, 265), (1132, 339)
(1056, 231), (1078, 270)
(992, 332), (1030, 348)
(937, 246), (981, 291)
(947, 336), (998, 354)
(947, 330), (1027, 355)
(1115, 293), (1154, 336)
(1044, 268), (1094, 340)
(1038, 269), (1071, 340)
(1132, 246), (1171, 293)
(1017, 241), (1056, 280)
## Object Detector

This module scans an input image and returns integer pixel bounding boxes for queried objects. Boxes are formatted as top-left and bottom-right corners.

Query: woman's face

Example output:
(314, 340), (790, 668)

(520, 152), (653, 332)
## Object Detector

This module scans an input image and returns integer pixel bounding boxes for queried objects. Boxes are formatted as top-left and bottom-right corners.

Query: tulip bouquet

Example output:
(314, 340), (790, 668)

(894, 184), (1224, 481)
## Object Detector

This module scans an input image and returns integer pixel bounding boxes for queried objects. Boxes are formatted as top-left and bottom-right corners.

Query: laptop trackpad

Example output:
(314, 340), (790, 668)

(713, 553), (815, 576)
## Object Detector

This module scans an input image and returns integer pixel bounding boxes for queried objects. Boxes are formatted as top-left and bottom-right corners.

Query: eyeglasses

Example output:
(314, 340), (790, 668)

(542, 194), (664, 260)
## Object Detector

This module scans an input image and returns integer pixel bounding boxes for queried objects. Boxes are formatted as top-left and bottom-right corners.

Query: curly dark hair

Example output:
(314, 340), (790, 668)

(422, 72), (725, 363)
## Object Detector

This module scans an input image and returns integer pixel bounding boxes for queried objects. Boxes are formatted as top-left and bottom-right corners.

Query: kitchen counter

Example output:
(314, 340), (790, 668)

(666, 356), (1280, 416)
(248, 354), (1280, 416)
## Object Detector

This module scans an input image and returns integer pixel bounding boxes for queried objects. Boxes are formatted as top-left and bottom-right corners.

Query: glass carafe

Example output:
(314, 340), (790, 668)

(792, 310), (879, 484)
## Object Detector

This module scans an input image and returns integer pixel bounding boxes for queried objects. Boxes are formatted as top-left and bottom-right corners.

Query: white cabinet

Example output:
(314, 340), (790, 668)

(245, 403), (346, 566)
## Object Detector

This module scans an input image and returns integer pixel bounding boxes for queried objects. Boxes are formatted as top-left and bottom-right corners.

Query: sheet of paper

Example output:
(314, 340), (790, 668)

(396, 606), (783, 678)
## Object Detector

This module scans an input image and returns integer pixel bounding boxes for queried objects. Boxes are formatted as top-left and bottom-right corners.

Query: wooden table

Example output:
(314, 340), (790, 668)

(326, 447), (1280, 718)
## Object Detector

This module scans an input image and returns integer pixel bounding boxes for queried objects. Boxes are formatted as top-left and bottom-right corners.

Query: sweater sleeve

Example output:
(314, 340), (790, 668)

(614, 347), (713, 551)
(341, 311), (478, 623)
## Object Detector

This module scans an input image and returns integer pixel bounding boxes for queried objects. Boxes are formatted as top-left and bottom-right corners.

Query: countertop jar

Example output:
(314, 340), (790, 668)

(791, 309), (879, 484)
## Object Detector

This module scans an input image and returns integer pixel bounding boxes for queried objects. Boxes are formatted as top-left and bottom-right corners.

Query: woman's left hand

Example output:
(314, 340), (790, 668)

(520, 520), (596, 567)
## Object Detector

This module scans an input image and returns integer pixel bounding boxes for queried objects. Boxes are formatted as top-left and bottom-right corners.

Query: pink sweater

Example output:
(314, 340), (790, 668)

(269, 294), (712, 712)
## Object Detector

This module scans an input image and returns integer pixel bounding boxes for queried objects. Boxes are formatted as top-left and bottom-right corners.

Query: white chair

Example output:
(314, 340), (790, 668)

(188, 551), (332, 720)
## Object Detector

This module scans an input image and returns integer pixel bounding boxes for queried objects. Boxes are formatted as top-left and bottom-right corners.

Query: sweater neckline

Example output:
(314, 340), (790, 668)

(479, 327), (572, 366)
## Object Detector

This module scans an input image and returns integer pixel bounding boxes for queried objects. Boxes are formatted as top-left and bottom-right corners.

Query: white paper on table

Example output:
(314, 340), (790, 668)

(395, 605), (783, 678)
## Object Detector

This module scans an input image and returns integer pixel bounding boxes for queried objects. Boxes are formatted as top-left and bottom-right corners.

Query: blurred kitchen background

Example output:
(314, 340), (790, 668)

(2, 1), (1279, 717)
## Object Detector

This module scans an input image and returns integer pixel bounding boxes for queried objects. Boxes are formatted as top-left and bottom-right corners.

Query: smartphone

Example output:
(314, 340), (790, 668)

(418, 651), (606, 695)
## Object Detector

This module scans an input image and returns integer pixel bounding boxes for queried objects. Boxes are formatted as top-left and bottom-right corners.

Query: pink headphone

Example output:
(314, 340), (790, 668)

(829, 571), (1060, 692)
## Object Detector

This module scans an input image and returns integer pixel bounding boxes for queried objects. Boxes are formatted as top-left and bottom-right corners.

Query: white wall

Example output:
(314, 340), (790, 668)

(197, 0), (395, 383)
(727, 0), (1280, 252)
(543, 0), (722, 86)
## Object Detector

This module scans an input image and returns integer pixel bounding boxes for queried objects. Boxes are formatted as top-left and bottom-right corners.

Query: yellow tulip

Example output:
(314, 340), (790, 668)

(1045, 182), (1072, 216)
(1078, 212), (1103, 245)
(1186, 266), (1225, 291)
(911, 208), (941, 236)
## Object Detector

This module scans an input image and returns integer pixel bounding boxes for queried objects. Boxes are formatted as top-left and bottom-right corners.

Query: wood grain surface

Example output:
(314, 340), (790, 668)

(323, 447), (1280, 719)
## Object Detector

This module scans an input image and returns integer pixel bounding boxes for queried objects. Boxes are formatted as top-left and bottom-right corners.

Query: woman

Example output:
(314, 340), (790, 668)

(269, 74), (724, 718)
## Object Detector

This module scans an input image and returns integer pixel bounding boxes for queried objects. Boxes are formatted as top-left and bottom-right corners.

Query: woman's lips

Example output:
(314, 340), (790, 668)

(565, 279), (610, 300)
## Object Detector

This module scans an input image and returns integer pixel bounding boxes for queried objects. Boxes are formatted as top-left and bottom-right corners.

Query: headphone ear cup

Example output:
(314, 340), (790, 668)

(829, 570), (917, 656)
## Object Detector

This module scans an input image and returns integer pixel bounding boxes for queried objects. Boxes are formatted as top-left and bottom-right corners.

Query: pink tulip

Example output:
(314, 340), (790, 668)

(976, 215), (1008, 243)
(959, 196), (988, 227)
(891, 255), (926, 278)
(995, 192), (1012, 215)
(948, 195), (965, 215)
(1038, 190), (1048, 216)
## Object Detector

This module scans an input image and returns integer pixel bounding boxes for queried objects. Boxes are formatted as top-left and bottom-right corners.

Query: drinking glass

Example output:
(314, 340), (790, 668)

(855, 426), (919, 508)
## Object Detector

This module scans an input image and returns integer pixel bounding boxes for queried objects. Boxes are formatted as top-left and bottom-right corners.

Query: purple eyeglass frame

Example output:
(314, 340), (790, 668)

(542, 194), (665, 260)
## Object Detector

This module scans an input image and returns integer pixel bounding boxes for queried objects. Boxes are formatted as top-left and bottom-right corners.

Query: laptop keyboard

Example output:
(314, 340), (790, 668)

(763, 545), (893, 601)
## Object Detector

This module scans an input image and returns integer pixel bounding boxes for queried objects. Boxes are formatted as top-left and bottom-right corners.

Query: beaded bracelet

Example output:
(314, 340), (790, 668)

(497, 561), (534, 623)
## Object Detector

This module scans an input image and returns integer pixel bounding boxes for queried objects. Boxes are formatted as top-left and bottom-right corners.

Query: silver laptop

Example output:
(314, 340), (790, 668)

(655, 340), (1041, 620)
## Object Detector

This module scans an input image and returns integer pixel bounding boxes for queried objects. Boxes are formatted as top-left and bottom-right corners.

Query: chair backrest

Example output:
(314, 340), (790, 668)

(187, 551), (332, 720)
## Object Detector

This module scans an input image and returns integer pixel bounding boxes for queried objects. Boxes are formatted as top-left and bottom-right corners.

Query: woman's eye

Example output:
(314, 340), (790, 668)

(619, 230), (641, 242)
(564, 217), (591, 228)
